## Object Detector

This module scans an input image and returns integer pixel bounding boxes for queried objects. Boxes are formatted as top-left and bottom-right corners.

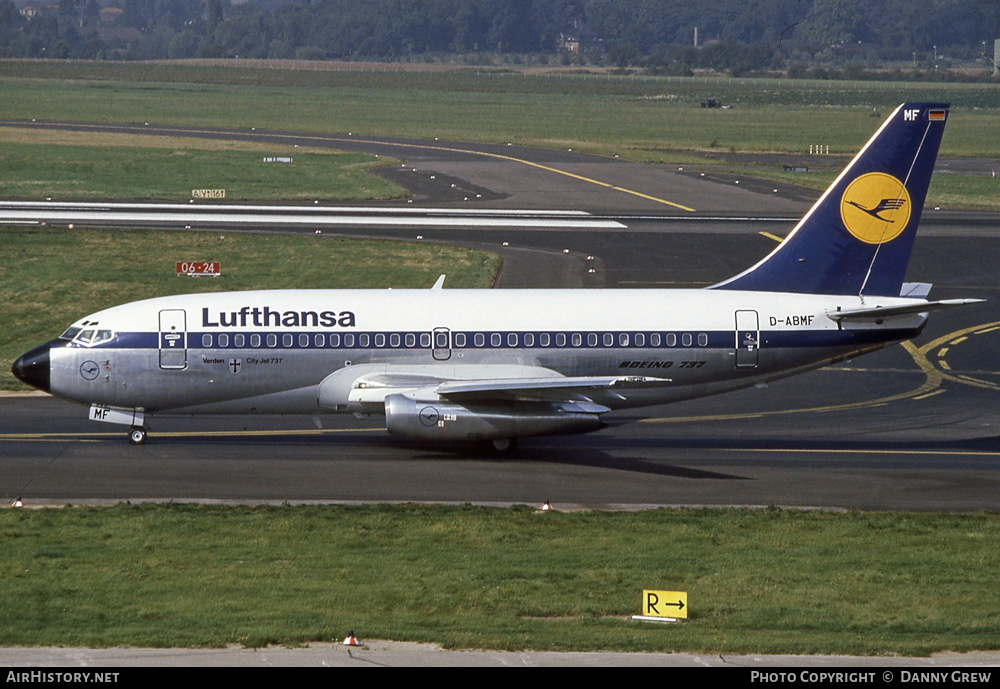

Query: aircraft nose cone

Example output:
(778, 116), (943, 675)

(11, 343), (51, 393)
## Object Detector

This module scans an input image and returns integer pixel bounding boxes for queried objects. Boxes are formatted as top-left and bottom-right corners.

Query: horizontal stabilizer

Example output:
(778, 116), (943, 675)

(827, 298), (985, 322)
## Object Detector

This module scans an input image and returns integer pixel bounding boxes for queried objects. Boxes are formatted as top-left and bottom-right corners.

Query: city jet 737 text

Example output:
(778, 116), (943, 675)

(12, 103), (983, 451)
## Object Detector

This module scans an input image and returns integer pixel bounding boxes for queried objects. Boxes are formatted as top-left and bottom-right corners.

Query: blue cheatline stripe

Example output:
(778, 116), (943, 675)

(76, 327), (921, 353)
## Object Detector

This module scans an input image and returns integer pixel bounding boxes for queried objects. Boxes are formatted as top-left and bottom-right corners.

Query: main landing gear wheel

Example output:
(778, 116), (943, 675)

(491, 437), (516, 453)
(128, 426), (147, 445)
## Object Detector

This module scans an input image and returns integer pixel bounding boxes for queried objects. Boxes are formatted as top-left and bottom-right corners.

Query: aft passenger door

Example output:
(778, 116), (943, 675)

(159, 309), (188, 370)
(735, 310), (759, 369)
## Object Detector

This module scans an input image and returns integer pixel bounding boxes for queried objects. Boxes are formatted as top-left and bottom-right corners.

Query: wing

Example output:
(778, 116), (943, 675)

(347, 366), (674, 445)
(319, 363), (671, 412)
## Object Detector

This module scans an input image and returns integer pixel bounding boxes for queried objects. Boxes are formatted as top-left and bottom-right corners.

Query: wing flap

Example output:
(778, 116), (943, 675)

(436, 375), (670, 402)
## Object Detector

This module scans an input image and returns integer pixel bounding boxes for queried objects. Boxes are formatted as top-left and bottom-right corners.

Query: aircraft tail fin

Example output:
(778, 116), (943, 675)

(712, 103), (949, 297)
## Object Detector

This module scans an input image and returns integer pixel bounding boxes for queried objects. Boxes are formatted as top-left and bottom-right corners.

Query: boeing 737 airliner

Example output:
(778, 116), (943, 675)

(11, 103), (982, 451)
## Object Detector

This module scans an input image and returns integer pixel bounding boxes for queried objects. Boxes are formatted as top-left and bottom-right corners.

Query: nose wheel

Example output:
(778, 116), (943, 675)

(128, 426), (147, 445)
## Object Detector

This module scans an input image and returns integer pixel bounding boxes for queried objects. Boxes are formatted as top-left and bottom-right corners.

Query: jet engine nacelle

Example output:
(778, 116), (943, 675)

(383, 393), (604, 443)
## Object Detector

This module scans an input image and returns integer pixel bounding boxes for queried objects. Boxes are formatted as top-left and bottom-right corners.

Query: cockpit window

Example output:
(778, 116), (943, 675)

(72, 329), (115, 347)
(59, 326), (82, 341)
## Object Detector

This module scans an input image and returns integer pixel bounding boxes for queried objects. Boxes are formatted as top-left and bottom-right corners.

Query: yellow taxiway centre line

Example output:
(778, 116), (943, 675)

(345, 136), (699, 212)
(718, 446), (1000, 458)
(759, 232), (785, 243)
(643, 320), (1000, 425)
(0, 428), (382, 442)
(17, 121), (699, 211)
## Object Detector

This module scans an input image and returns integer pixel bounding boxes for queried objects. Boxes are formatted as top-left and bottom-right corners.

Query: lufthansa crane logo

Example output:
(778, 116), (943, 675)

(840, 172), (911, 245)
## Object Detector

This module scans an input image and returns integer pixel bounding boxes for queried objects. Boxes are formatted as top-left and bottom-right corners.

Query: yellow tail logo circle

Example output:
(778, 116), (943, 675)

(840, 173), (911, 244)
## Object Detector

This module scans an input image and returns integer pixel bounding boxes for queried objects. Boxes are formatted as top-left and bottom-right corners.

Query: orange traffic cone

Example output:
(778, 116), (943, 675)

(342, 630), (362, 647)
(539, 500), (552, 512)
(11, 495), (23, 508)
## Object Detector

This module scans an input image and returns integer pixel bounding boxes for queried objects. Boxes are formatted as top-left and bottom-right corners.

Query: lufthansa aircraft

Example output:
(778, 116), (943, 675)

(11, 103), (982, 451)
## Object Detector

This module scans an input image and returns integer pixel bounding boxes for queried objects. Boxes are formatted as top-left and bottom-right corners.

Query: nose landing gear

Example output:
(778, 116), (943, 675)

(128, 426), (148, 445)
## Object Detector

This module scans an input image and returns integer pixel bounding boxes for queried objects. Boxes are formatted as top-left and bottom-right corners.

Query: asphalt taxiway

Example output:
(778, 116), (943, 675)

(2, 121), (999, 512)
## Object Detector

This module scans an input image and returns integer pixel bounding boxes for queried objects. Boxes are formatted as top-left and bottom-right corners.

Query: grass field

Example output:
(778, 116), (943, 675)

(0, 226), (501, 390)
(2, 61), (999, 656)
(1, 503), (998, 654)
(2, 62), (999, 157)
(0, 127), (406, 202)
(1, 61), (997, 207)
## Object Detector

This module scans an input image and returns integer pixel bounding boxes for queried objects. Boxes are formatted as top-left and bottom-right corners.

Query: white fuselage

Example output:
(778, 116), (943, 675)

(47, 288), (926, 417)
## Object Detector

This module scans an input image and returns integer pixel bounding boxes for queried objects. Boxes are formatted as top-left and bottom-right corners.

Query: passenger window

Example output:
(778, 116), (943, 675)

(540, 333), (550, 346)
(572, 333), (582, 347)
(359, 334), (370, 347)
(314, 334), (325, 347)
(508, 333), (518, 347)
(282, 334), (293, 347)
(682, 333), (693, 347)
(604, 333), (614, 347)
(329, 334), (340, 347)
(635, 333), (645, 347)
(234, 334), (245, 347)
(698, 333), (708, 347)
(587, 333), (597, 347)
(619, 333), (629, 347)
(219, 334), (229, 347)
(454, 333), (466, 347)
(524, 333), (534, 347)
(491, 333), (501, 347)
(300, 334), (310, 347)
(375, 334), (385, 347)
(390, 333), (400, 347)
(405, 333), (416, 347)
(202, 334), (212, 348)
(650, 333), (660, 347)
(474, 333), (485, 347)
(250, 334), (261, 347)
(666, 333), (677, 347)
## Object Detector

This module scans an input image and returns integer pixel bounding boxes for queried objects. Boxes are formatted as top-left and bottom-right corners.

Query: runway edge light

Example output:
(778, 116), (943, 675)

(632, 590), (688, 623)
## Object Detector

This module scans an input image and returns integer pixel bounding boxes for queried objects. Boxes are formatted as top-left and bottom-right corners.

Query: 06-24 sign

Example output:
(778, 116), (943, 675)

(176, 262), (220, 277)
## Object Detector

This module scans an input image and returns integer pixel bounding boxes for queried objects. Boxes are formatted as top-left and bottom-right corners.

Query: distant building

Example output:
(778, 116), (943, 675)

(558, 19), (605, 57)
